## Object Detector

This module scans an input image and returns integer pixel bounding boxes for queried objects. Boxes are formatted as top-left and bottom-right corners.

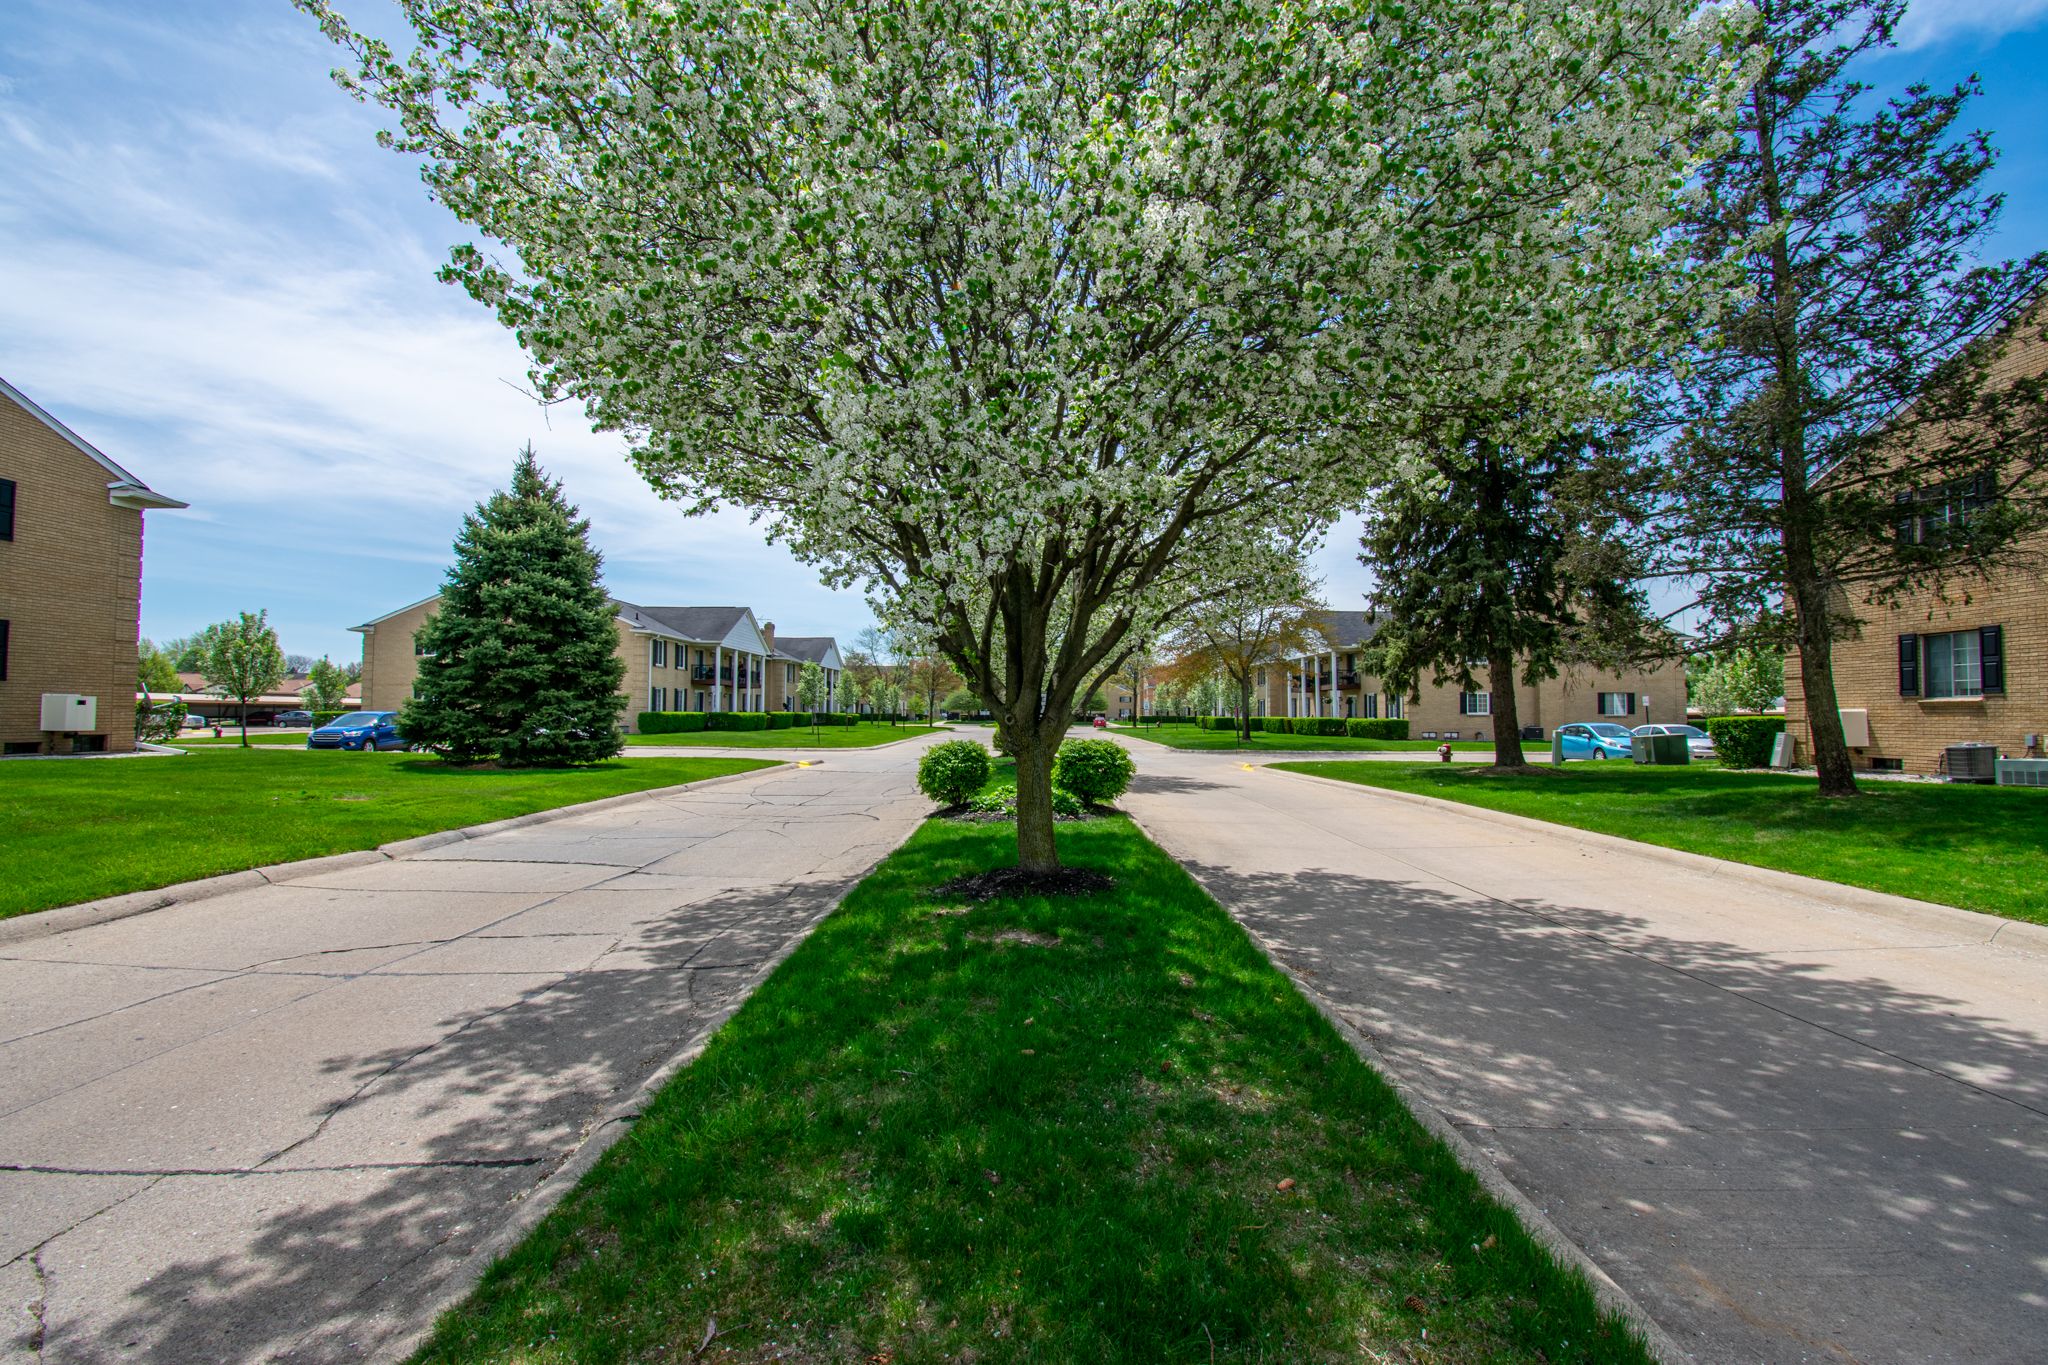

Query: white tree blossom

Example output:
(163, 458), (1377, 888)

(304, 0), (1751, 871)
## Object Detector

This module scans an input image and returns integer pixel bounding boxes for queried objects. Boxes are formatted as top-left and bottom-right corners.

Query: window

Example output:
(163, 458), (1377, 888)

(1915, 628), (2003, 699)
(1460, 691), (1491, 716)
(413, 633), (432, 657)
(1386, 693), (1403, 719)
(651, 639), (667, 668)
(0, 478), (14, 541)
(1597, 692), (1636, 717)
(649, 686), (666, 711)
(1360, 692), (1378, 719)
(1871, 757), (1904, 772)
(1256, 669), (1266, 687)
(1896, 472), (1994, 547)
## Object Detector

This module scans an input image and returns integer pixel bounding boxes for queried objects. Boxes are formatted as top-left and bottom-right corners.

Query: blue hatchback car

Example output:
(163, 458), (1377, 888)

(1555, 722), (1637, 760)
(307, 711), (406, 751)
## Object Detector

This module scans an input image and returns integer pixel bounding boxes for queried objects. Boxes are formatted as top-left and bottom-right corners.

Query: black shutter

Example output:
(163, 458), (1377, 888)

(1898, 634), (1920, 696)
(0, 619), (8, 680)
(1894, 489), (1914, 545)
(0, 478), (13, 541)
(1627, 692), (1637, 715)
(1980, 626), (2004, 695)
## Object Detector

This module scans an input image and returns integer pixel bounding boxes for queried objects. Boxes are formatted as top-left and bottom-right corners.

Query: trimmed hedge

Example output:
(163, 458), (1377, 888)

(1702, 715), (1785, 768)
(1053, 738), (1136, 805)
(1310, 717), (1348, 737)
(637, 711), (709, 734)
(1262, 717), (1291, 734)
(1346, 718), (1410, 741)
(767, 712), (796, 729)
(706, 712), (772, 732)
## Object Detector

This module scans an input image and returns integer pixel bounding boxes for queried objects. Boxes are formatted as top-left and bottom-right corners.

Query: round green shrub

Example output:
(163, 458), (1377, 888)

(1052, 738), (1135, 805)
(918, 739), (993, 806)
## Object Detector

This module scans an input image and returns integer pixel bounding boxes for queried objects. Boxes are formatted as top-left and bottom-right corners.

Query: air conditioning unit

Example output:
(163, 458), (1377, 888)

(39, 694), (98, 731)
(1943, 743), (1998, 785)
(1996, 758), (2048, 788)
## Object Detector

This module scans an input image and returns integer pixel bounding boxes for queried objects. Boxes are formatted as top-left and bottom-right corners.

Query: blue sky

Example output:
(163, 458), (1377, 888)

(2, 1), (2045, 662)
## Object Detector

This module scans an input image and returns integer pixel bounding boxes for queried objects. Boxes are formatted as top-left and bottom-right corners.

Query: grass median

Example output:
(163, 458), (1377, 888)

(1272, 760), (2048, 926)
(0, 751), (775, 919)
(1113, 725), (1490, 753)
(412, 814), (1649, 1364)
(624, 722), (943, 748)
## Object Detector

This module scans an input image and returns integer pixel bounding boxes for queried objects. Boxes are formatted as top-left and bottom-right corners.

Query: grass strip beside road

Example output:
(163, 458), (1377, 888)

(413, 815), (1649, 1365)
(0, 751), (775, 919)
(624, 722), (943, 748)
(1114, 725), (1491, 753)
(1273, 760), (2048, 927)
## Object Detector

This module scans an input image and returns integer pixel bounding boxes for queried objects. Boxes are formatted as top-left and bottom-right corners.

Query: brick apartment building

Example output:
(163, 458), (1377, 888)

(0, 377), (184, 755)
(1254, 609), (1687, 742)
(353, 594), (843, 728)
(1785, 301), (2048, 775)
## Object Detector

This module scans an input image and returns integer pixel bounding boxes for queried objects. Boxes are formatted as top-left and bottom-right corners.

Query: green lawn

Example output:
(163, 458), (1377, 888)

(624, 722), (943, 748)
(1114, 725), (1491, 753)
(167, 732), (312, 746)
(412, 816), (1649, 1365)
(1273, 761), (2048, 926)
(0, 751), (774, 919)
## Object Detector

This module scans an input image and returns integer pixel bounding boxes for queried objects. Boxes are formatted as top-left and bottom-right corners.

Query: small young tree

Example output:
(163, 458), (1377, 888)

(300, 657), (351, 716)
(1658, 0), (2048, 796)
(1361, 422), (1663, 770)
(1163, 555), (1322, 742)
(796, 661), (828, 737)
(402, 449), (627, 766)
(1690, 648), (1785, 716)
(137, 638), (182, 696)
(198, 611), (287, 748)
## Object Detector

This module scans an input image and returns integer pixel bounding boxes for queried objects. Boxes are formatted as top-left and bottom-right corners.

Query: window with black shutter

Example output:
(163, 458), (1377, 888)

(0, 479), (14, 541)
(1898, 634), (1919, 696)
(1894, 489), (1914, 546)
(1980, 625), (2005, 695)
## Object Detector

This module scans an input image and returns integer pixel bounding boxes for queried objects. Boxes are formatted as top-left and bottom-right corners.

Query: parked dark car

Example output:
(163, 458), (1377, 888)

(273, 710), (314, 727)
(307, 712), (406, 751)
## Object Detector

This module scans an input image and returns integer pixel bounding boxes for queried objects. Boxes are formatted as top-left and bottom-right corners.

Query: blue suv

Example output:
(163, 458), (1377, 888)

(308, 712), (406, 751)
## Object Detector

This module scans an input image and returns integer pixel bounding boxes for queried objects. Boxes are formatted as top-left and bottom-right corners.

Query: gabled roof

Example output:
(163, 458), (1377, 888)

(1310, 609), (1383, 649)
(350, 593), (442, 632)
(615, 602), (770, 654)
(773, 636), (842, 668)
(0, 375), (186, 510)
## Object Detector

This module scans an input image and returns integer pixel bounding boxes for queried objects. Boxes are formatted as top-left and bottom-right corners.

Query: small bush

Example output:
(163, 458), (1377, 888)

(706, 712), (771, 732)
(1345, 718), (1410, 741)
(136, 700), (188, 744)
(638, 711), (708, 734)
(1703, 715), (1785, 768)
(919, 739), (993, 806)
(1052, 738), (1136, 805)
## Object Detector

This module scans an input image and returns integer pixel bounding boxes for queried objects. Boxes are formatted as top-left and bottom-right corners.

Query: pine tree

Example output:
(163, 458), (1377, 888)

(1360, 423), (1662, 770)
(403, 449), (626, 765)
(1659, 0), (2048, 796)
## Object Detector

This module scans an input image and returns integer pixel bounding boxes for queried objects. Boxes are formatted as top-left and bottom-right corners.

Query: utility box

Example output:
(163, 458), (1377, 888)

(1839, 709), (1870, 748)
(1996, 758), (2048, 788)
(1631, 732), (1690, 765)
(1771, 732), (1798, 768)
(39, 694), (98, 731)
(1944, 743), (1999, 784)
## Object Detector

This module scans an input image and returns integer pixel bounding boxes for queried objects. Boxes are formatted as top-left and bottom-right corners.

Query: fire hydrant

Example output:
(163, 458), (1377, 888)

(1437, 743), (1453, 763)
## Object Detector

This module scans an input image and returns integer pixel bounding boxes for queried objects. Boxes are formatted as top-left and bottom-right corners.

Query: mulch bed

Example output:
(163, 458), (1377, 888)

(934, 867), (1115, 901)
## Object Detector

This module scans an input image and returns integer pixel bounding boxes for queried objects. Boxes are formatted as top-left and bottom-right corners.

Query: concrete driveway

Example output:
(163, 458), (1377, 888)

(1112, 740), (2048, 1364)
(0, 744), (936, 1363)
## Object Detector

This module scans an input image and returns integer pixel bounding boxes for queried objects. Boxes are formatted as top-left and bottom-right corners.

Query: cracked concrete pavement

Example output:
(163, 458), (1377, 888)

(1110, 736), (2048, 1364)
(0, 743), (937, 1363)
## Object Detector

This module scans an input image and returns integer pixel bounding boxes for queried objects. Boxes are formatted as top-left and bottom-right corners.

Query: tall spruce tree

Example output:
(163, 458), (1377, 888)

(403, 449), (626, 765)
(1658, 0), (2048, 796)
(1360, 423), (1661, 770)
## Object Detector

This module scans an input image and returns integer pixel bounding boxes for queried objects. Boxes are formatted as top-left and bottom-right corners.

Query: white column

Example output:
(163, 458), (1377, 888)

(1328, 649), (1336, 717)
(714, 646), (723, 711)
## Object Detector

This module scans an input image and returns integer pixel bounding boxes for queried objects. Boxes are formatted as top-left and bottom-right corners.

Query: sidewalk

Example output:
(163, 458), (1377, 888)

(1114, 741), (2048, 1364)
(0, 745), (937, 1363)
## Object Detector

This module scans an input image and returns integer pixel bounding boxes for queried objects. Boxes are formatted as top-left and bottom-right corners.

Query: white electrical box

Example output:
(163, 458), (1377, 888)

(1839, 709), (1870, 748)
(39, 694), (98, 731)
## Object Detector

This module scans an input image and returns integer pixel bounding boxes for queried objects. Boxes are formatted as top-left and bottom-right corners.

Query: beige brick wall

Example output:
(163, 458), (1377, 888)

(0, 395), (146, 754)
(1255, 654), (1686, 740)
(355, 597), (437, 712)
(1784, 302), (2048, 775)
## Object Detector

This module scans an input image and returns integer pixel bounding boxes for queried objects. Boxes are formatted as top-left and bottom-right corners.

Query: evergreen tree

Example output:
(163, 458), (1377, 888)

(403, 449), (626, 765)
(1658, 0), (2048, 796)
(1360, 422), (1661, 770)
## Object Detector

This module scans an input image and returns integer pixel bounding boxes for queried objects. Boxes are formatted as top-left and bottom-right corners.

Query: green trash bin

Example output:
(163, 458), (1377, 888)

(1631, 732), (1690, 765)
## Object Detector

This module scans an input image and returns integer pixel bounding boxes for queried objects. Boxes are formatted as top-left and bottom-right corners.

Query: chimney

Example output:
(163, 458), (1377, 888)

(762, 621), (776, 650)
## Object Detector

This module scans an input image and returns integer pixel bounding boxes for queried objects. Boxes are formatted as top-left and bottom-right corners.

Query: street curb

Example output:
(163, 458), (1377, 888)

(0, 764), (788, 949)
(372, 811), (930, 1364)
(1126, 808), (1692, 1365)
(1261, 763), (2048, 959)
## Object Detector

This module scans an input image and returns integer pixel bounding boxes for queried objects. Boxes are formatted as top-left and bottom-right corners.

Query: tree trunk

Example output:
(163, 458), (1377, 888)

(1487, 652), (1527, 768)
(1010, 724), (1061, 872)
(1237, 680), (1255, 741)
(1790, 566), (1858, 796)
(240, 697), (249, 749)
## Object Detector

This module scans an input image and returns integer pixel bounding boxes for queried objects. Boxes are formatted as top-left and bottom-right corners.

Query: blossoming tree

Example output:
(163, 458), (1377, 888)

(304, 0), (1748, 873)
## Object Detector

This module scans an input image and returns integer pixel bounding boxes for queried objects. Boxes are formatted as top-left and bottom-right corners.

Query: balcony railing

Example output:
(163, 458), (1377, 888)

(690, 666), (716, 683)
(1336, 671), (1360, 690)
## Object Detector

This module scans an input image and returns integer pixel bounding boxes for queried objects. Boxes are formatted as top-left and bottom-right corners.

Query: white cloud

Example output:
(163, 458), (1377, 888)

(1899, 0), (2048, 49)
